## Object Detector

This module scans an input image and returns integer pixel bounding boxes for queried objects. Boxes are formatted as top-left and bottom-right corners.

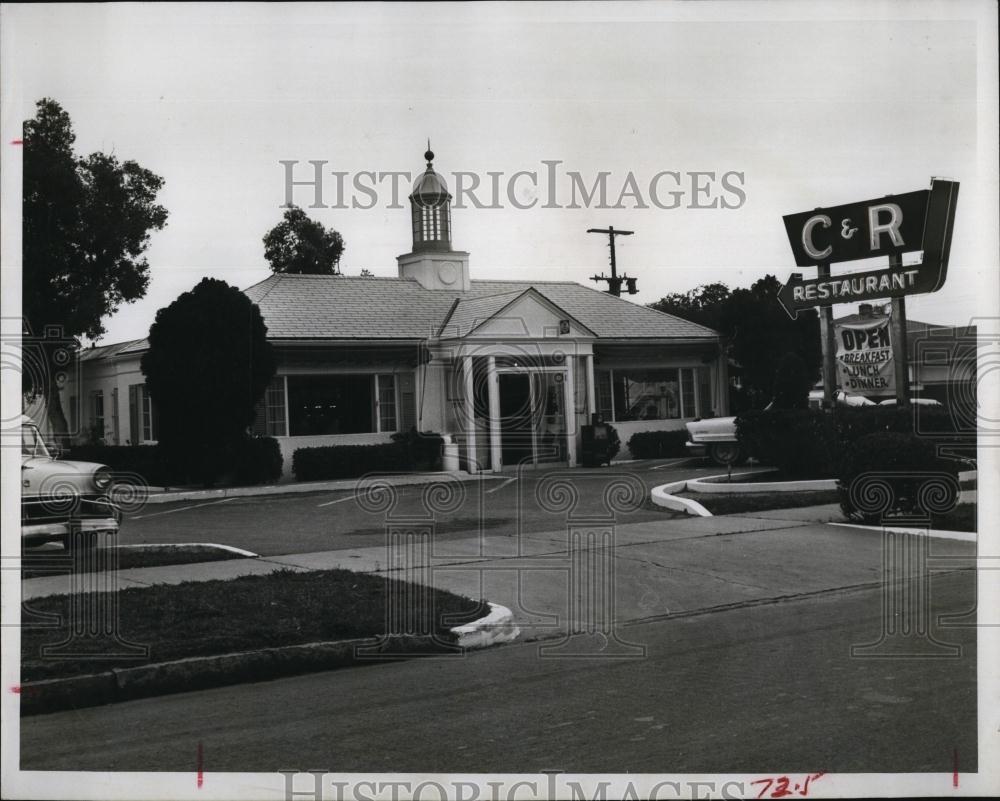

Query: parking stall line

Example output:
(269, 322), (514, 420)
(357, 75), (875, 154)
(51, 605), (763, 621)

(317, 494), (359, 508)
(130, 497), (237, 519)
(649, 458), (695, 470)
(486, 477), (518, 494)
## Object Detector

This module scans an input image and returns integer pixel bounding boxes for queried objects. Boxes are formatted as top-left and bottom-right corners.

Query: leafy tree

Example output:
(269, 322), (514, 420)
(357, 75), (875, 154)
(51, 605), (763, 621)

(262, 206), (345, 275)
(720, 275), (822, 408)
(23, 98), (168, 436)
(771, 352), (812, 409)
(651, 277), (822, 410)
(141, 278), (276, 485)
(649, 282), (730, 331)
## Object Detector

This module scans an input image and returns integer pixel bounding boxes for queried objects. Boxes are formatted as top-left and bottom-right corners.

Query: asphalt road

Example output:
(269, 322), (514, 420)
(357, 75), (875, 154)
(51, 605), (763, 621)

(20, 570), (976, 774)
(18, 461), (979, 777)
(117, 460), (728, 556)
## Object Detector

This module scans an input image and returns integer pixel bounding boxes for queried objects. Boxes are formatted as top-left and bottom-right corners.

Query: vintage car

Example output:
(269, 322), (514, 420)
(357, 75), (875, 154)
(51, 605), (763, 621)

(20, 415), (120, 548)
(686, 391), (875, 466)
(684, 416), (746, 466)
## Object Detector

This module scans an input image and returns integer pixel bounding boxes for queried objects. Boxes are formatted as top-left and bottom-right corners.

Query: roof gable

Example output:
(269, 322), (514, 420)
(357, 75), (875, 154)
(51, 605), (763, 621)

(439, 288), (595, 339)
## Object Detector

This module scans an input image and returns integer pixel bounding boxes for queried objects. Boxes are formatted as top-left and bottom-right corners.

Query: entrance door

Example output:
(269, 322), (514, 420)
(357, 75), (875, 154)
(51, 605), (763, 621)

(532, 372), (566, 463)
(499, 373), (533, 466)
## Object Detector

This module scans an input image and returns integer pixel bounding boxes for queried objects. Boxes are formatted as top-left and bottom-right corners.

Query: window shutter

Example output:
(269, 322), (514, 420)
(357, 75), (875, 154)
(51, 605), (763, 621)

(128, 385), (139, 445)
(398, 372), (416, 432)
(251, 396), (267, 436)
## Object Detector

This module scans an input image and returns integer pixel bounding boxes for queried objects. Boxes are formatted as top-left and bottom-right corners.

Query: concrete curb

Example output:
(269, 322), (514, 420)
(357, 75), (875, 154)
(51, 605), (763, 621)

(651, 469), (977, 518)
(19, 604), (518, 716)
(451, 602), (520, 649)
(140, 471), (500, 505)
(829, 522), (977, 542)
(650, 480), (712, 517)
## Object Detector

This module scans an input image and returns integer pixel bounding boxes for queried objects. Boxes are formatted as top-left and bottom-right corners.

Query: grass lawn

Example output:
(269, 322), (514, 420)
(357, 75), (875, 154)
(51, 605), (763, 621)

(678, 490), (976, 532)
(21, 569), (489, 681)
(682, 490), (841, 515)
(21, 544), (244, 580)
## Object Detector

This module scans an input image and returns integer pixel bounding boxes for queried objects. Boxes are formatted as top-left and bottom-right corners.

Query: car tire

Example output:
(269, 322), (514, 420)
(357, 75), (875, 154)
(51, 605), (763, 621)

(708, 442), (743, 467)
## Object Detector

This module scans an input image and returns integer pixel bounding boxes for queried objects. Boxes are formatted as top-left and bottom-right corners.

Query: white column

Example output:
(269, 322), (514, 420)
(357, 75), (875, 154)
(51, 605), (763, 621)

(585, 353), (596, 422)
(563, 359), (577, 466)
(487, 356), (502, 472)
(463, 355), (477, 472)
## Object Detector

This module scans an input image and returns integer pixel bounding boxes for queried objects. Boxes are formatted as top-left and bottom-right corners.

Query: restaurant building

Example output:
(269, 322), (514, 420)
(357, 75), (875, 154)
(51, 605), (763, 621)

(61, 150), (728, 478)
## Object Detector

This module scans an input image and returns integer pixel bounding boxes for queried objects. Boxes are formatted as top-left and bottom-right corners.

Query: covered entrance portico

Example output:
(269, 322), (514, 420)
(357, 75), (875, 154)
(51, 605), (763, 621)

(443, 342), (597, 473)
(423, 286), (599, 473)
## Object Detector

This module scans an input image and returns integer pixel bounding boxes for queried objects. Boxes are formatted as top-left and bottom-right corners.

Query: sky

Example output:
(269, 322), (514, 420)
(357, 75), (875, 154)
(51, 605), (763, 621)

(2, 2), (997, 344)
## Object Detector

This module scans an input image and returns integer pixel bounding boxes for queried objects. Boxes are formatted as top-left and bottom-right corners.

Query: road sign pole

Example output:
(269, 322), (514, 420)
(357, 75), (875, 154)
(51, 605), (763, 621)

(817, 263), (838, 409)
(889, 254), (911, 408)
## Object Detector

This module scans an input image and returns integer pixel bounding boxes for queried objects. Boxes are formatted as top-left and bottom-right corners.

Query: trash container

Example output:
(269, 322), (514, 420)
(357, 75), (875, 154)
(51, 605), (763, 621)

(581, 423), (610, 467)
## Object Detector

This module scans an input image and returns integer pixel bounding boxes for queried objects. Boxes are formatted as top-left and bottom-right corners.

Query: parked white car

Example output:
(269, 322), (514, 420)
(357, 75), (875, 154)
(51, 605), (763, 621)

(684, 417), (746, 466)
(20, 415), (120, 548)
(686, 391), (875, 466)
(807, 390), (875, 409)
(878, 397), (943, 407)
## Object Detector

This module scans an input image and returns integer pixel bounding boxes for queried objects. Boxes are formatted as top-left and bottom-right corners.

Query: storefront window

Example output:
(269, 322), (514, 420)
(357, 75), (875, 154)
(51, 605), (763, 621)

(595, 367), (711, 422)
(287, 374), (398, 436)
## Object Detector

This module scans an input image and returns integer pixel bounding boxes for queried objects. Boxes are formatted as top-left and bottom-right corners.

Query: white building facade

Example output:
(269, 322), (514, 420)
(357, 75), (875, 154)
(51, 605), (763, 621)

(62, 150), (728, 478)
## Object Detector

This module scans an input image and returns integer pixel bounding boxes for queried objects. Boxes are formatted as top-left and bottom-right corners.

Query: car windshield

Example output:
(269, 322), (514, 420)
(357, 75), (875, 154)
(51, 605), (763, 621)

(21, 424), (50, 458)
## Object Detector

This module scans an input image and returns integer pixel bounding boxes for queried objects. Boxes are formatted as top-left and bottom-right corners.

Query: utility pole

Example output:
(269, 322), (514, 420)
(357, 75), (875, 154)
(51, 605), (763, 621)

(588, 226), (637, 297)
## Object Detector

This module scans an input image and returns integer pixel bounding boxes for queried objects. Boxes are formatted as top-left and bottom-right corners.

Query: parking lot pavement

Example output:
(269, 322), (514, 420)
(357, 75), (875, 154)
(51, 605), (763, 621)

(112, 461), (734, 557)
(23, 508), (977, 640)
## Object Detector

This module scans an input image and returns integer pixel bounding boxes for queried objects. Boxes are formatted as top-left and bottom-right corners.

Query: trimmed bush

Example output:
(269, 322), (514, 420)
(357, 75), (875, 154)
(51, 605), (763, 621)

(736, 409), (840, 479)
(234, 436), (284, 485)
(391, 428), (446, 471)
(736, 405), (968, 480)
(63, 444), (169, 485)
(292, 429), (444, 482)
(838, 431), (959, 522)
(627, 429), (688, 459)
(65, 437), (283, 487)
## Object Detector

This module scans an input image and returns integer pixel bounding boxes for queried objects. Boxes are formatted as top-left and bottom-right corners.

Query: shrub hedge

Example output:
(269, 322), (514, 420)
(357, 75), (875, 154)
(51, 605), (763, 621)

(627, 429), (689, 459)
(837, 431), (960, 522)
(233, 437), (284, 485)
(65, 436), (283, 487)
(736, 405), (968, 479)
(292, 430), (444, 482)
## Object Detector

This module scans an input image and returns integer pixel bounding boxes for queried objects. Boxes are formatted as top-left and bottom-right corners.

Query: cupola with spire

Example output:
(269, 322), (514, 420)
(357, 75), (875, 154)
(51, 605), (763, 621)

(398, 143), (470, 290)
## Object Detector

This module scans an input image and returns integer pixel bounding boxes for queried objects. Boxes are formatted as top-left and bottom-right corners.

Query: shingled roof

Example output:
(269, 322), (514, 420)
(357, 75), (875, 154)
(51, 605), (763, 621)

(242, 274), (719, 341)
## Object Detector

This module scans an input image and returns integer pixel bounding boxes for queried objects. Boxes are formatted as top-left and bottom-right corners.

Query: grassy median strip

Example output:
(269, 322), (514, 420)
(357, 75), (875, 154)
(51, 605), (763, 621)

(680, 490), (841, 515)
(21, 569), (488, 681)
(680, 490), (976, 532)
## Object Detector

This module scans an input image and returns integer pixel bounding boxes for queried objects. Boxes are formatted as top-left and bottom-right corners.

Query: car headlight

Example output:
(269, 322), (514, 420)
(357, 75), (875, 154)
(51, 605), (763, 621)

(93, 467), (113, 492)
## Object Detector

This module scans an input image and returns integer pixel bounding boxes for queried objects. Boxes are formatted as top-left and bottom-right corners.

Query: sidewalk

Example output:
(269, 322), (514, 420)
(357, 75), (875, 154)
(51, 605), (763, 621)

(140, 470), (502, 504)
(21, 503), (976, 607)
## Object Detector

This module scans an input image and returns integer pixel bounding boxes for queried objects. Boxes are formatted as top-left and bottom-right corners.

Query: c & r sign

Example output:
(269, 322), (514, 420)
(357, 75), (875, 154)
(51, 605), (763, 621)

(783, 190), (929, 267)
(777, 178), (959, 317)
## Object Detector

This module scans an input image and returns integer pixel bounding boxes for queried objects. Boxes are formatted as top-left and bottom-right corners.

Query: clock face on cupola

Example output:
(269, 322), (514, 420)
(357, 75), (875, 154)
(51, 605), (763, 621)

(398, 144), (471, 291)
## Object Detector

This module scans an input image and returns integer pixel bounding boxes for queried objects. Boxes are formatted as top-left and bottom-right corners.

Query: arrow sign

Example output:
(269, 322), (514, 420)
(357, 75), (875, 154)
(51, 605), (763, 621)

(777, 178), (959, 318)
